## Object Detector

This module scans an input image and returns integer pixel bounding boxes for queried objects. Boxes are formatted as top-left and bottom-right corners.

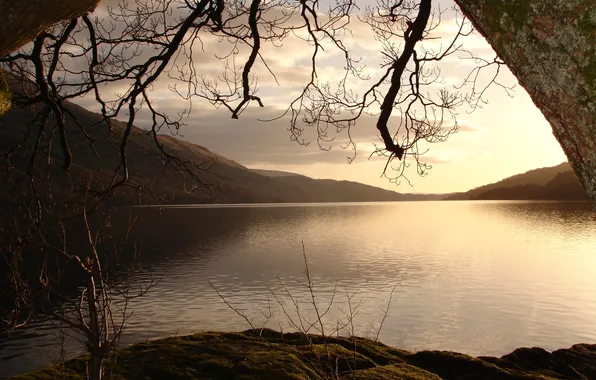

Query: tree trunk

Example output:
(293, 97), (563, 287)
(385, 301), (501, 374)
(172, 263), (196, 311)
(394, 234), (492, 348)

(87, 275), (104, 380)
(88, 353), (103, 380)
(454, 0), (596, 202)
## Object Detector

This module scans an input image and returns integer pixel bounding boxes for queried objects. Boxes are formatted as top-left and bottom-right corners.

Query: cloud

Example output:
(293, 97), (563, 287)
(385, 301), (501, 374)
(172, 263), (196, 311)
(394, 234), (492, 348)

(71, 82), (483, 170)
(125, 101), (478, 168)
(64, 0), (499, 173)
(149, 106), (375, 166)
(64, 0), (504, 122)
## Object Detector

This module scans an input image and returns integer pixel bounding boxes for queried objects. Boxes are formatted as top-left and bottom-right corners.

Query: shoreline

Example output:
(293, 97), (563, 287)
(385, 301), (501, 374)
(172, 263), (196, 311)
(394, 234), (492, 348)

(9, 329), (596, 379)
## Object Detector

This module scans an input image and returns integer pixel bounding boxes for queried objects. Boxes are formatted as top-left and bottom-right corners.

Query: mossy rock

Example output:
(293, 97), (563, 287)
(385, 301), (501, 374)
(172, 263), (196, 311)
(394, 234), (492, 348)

(91, 331), (324, 380)
(0, 70), (11, 115)
(11, 329), (596, 379)
(357, 363), (442, 380)
(9, 356), (88, 380)
(408, 350), (557, 379)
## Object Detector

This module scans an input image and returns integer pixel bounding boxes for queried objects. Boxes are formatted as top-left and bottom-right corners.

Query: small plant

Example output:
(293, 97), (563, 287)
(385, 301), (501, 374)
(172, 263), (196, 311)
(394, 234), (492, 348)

(1, 179), (159, 380)
(210, 241), (398, 379)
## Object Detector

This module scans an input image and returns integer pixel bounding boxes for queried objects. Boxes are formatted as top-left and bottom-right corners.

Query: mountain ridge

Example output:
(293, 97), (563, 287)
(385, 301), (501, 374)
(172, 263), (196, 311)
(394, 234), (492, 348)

(0, 83), (438, 205)
(446, 162), (589, 201)
(0, 78), (590, 203)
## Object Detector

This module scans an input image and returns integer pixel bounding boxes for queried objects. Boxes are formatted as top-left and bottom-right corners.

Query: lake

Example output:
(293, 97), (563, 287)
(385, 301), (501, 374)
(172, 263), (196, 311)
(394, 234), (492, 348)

(1, 201), (596, 377)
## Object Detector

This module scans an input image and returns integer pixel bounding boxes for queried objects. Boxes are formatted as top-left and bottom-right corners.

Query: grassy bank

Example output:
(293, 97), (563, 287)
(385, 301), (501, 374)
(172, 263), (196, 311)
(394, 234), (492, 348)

(10, 329), (596, 379)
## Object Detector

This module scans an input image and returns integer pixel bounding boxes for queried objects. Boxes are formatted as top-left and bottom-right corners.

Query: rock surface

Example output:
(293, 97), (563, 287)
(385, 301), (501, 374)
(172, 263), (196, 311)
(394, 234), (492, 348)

(11, 329), (596, 379)
(455, 0), (596, 202)
(0, 0), (100, 57)
(0, 72), (9, 115)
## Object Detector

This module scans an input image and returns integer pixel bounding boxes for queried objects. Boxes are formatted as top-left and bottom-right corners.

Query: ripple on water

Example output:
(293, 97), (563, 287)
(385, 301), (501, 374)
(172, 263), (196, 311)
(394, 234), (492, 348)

(1, 201), (596, 377)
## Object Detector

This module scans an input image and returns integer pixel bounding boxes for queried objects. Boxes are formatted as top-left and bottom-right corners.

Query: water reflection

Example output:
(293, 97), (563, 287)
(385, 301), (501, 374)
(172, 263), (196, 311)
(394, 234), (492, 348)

(1, 201), (596, 377)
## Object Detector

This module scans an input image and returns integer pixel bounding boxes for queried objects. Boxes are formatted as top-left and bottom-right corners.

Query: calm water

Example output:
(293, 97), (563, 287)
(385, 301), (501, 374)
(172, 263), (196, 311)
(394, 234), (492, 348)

(1, 201), (596, 377)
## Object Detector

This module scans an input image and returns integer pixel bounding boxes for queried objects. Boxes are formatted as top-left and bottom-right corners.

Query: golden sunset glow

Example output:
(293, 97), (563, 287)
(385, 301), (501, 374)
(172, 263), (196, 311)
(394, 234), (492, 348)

(72, 0), (568, 194)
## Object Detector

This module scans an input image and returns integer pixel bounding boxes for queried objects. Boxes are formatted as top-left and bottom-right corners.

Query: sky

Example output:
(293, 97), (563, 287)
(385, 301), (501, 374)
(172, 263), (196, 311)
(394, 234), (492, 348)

(81, 0), (568, 194)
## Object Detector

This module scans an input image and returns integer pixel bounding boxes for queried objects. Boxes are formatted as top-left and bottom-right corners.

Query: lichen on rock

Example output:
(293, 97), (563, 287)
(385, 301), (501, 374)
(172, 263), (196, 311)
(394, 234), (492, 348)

(0, 70), (11, 115)
(455, 0), (596, 202)
(0, 0), (100, 57)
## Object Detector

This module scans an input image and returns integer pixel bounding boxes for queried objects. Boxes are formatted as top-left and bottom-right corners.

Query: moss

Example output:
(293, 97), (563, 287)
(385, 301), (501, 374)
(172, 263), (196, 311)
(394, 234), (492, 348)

(576, 8), (596, 95)
(482, 0), (532, 29)
(408, 350), (558, 379)
(9, 357), (88, 380)
(507, 1), (533, 29)
(577, 6), (596, 35)
(0, 70), (11, 115)
(85, 331), (324, 380)
(583, 59), (596, 92)
(10, 330), (594, 379)
(357, 364), (442, 380)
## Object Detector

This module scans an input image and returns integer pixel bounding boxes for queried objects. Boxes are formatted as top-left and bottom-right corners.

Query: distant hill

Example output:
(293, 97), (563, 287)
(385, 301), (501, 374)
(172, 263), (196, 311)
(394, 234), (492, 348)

(0, 93), (311, 204)
(254, 169), (446, 202)
(252, 169), (309, 178)
(0, 80), (440, 205)
(446, 163), (589, 201)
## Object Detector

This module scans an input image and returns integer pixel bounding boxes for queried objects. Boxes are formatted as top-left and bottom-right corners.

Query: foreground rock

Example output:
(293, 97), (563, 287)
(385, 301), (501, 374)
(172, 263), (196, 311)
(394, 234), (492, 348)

(11, 329), (596, 379)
